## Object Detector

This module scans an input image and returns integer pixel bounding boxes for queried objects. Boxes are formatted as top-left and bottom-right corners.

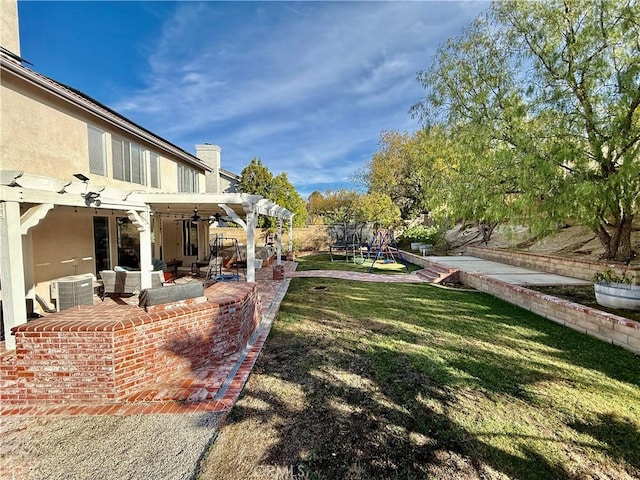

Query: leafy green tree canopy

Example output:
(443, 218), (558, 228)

(271, 172), (308, 228)
(412, 0), (640, 261)
(239, 158), (307, 228)
(239, 158), (273, 198)
(306, 190), (326, 225)
(308, 189), (361, 224)
(356, 130), (431, 218)
(355, 192), (402, 228)
(305, 189), (401, 227)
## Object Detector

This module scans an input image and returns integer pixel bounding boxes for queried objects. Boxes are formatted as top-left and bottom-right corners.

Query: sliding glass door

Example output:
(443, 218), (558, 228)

(116, 217), (140, 269)
(93, 216), (110, 273)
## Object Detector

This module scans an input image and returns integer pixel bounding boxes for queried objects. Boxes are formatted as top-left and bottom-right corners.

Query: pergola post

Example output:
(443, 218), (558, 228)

(127, 209), (153, 289)
(0, 201), (27, 349)
(245, 207), (258, 283)
(22, 233), (35, 300)
(139, 210), (153, 289)
(276, 217), (283, 266)
(288, 216), (294, 256)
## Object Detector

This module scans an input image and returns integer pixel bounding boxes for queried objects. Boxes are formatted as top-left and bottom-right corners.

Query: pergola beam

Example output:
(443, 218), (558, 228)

(219, 203), (246, 229)
(0, 185), (148, 210)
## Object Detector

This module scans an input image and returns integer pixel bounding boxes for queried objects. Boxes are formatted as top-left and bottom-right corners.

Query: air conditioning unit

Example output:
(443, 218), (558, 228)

(50, 274), (95, 311)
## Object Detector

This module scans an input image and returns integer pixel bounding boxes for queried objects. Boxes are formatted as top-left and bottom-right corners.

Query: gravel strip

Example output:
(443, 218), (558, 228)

(0, 412), (223, 480)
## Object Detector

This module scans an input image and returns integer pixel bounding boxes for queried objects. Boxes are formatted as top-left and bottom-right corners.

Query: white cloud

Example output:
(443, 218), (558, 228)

(112, 1), (487, 192)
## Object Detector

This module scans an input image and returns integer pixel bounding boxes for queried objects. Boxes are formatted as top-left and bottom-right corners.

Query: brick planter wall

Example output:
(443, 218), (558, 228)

(411, 247), (640, 356)
(459, 270), (640, 355)
(1, 283), (261, 405)
(401, 250), (436, 269)
(467, 245), (640, 281)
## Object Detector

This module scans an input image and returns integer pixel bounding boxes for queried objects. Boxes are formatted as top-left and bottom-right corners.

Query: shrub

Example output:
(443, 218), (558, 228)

(400, 225), (440, 245)
(593, 269), (635, 285)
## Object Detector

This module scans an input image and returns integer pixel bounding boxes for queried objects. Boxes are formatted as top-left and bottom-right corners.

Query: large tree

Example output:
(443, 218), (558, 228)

(308, 189), (362, 224)
(305, 189), (401, 227)
(355, 192), (402, 228)
(271, 172), (308, 228)
(239, 158), (273, 198)
(416, 126), (516, 244)
(239, 158), (307, 228)
(306, 191), (325, 225)
(413, 0), (640, 261)
(358, 130), (431, 218)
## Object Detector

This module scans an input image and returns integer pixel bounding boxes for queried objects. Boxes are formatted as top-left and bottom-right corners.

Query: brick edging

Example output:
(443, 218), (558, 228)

(447, 265), (640, 355)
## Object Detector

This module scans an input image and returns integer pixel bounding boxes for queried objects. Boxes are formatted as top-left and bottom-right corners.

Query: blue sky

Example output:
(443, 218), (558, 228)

(18, 1), (487, 198)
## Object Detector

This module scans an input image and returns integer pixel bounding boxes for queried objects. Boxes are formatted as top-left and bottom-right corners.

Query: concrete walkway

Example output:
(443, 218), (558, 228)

(426, 255), (592, 286)
(288, 255), (591, 287)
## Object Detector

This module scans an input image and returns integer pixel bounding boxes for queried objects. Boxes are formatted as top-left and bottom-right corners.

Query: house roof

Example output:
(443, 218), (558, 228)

(220, 168), (240, 181)
(0, 55), (212, 173)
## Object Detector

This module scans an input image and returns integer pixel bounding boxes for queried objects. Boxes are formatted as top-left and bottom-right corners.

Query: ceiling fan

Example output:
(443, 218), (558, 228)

(174, 207), (205, 223)
(175, 208), (228, 225)
(190, 207), (202, 222)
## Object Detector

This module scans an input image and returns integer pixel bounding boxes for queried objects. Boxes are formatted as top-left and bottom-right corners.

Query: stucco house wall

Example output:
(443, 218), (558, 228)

(220, 169), (240, 193)
(1, 61), (216, 307)
(0, 0), (20, 56)
(1, 0), (284, 341)
(1, 70), (207, 193)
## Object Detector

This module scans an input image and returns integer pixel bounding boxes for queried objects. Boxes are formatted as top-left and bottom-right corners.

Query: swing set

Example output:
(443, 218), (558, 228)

(327, 223), (409, 273)
(366, 227), (409, 273)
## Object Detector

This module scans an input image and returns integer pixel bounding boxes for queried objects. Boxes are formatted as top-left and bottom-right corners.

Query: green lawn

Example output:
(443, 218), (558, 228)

(200, 278), (640, 480)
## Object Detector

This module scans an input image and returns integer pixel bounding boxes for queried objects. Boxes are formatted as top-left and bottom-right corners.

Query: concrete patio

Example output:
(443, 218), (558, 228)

(427, 255), (592, 286)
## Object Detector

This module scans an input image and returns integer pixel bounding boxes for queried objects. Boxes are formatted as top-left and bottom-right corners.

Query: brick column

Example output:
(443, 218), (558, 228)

(273, 264), (285, 280)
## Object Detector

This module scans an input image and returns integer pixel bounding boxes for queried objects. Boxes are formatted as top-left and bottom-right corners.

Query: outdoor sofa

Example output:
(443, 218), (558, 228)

(99, 269), (164, 297)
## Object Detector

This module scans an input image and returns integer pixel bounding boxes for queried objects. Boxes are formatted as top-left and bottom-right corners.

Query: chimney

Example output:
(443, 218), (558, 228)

(1, 0), (21, 61)
(196, 143), (222, 194)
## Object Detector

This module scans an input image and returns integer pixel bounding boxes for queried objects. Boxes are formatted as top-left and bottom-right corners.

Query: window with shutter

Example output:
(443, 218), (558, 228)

(130, 144), (146, 185)
(149, 153), (160, 188)
(177, 165), (199, 193)
(123, 140), (131, 182)
(112, 137), (124, 181)
(88, 126), (106, 176)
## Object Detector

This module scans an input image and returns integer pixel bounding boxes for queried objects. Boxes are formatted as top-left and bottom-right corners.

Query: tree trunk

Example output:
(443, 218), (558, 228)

(478, 221), (499, 245)
(595, 224), (612, 259)
(615, 215), (634, 263)
(595, 215), (635, 263)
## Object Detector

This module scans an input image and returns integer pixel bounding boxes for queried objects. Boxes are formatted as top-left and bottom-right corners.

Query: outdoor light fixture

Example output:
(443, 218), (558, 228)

(73, 173), (90, 183)
(73, 173), (102, 206)
(84, 192), (101, 206)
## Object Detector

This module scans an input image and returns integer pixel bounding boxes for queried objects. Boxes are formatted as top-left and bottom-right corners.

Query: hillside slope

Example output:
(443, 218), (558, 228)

(441, 223), (640, 265)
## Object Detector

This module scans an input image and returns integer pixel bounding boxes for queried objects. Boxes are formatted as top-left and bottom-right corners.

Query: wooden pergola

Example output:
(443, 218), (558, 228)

(0, 170), (294, 350)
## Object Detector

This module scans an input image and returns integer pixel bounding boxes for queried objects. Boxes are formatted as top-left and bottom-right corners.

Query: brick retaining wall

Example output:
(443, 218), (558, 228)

(400, 250), (433, 269)
(459, 270), (640, 355)
(0, 283), (261, 405)
(467, 245), (640, 281)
